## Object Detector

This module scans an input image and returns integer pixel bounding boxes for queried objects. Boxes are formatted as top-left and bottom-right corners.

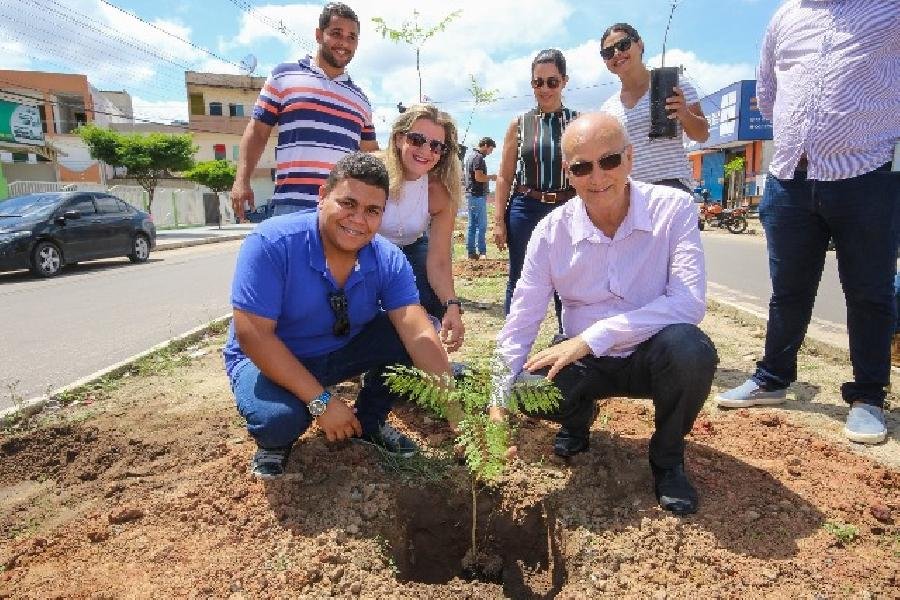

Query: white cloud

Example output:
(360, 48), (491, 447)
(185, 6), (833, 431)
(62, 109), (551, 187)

(131, 96), (189, 124)
(0, 40), (32, 71)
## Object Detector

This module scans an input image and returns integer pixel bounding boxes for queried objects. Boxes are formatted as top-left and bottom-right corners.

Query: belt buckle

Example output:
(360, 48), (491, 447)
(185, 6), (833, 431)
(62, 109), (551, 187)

(540, 191), (558, 204)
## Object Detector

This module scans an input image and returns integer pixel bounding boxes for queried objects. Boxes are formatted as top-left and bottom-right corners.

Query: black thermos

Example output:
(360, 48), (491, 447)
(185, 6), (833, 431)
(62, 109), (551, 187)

(649, 66), (680, 139)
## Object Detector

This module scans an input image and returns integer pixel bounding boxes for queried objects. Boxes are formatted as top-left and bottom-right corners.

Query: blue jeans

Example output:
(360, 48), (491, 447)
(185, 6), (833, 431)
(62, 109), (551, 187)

(230, 312), (412, 449)
(505, 193), (563, 327)
(895, 271), (900, 334)
(272, 202), (317, 216)
(466, 194), (487, 256)
(753, 164), (898, 407)
(401, 235), (444, 320)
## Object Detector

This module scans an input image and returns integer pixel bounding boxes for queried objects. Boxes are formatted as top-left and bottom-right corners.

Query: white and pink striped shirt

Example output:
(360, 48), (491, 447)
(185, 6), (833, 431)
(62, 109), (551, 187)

(757, 0), (900, 181)
(494, 180), (706, 401)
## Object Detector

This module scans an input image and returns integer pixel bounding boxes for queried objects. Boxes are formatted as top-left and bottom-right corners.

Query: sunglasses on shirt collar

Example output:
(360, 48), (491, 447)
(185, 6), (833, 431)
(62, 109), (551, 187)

(531, 76), (561, 89)
(600, 36), (635, 60)
(328, 290), (350, 337)
(567, 147), (629, 177)
(404, 131), (449, 156)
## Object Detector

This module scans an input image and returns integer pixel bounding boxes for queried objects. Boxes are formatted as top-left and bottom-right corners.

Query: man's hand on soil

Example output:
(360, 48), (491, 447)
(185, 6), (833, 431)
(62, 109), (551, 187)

(316, 399), (362, 442)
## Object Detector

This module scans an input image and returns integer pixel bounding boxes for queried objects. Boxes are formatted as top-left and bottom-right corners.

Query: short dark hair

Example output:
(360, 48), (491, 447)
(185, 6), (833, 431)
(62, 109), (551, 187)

(318, 2), (359, 30)
(601, 22), (641, 47)
(478, 137), (496, 149)
(324, 152), (389, 199)
(531, 48), (567, 78)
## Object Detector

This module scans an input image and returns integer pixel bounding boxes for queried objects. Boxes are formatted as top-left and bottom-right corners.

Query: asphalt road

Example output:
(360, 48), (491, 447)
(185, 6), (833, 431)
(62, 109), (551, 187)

(0, 241), (241, 411)
(701, 230), (847, 328)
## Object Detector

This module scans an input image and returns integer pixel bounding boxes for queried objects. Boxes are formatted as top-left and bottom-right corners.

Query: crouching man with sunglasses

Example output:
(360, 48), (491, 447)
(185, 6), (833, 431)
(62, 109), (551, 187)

(491, 113), (717, 515)
(224, 153), (453, 478)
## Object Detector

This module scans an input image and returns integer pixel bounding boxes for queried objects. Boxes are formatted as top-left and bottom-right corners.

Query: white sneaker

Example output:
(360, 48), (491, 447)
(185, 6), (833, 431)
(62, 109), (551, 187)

(715, 379), (787, 408)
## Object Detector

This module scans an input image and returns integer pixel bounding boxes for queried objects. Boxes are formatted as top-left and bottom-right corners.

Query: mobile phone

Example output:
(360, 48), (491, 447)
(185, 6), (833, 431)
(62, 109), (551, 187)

(649, 66), (680, 139)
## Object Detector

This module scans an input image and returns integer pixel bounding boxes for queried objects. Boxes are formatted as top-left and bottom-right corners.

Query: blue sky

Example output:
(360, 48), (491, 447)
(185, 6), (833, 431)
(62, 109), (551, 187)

(1, 0), (782, 170)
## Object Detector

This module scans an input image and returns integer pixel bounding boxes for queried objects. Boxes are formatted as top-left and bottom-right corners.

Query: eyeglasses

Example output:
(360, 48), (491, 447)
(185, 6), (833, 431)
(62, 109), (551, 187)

(531, 76), (561, 89)
(328, 290), (350, 336)
(568, 148), (629, 177)
(404, 131), (448, 156)
(600, 37), (634, 61)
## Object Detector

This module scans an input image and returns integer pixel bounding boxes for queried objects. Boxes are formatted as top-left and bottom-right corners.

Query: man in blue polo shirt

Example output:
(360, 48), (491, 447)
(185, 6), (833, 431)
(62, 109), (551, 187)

(224, 152), (452, 478)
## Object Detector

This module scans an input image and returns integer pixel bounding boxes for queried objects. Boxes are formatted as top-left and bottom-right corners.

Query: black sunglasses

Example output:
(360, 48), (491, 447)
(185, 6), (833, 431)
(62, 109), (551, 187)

(531, 76), (561, 89)
(404, 131), (448, 155)
(568, 148), (628, 177)
(328, 290), (350, 336)
(600, 36), (635, 60)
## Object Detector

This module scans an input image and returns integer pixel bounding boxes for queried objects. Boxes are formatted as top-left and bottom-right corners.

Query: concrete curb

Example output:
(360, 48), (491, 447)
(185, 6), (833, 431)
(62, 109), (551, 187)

(155, 234), (247, 252)
(707, 296), (849, 363)
(0, 313), (233, 423)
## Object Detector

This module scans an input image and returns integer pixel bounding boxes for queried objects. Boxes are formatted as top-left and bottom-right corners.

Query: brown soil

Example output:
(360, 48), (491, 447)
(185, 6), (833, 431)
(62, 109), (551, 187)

(1, 307), (898, 598)
(453, 258), (508, 279)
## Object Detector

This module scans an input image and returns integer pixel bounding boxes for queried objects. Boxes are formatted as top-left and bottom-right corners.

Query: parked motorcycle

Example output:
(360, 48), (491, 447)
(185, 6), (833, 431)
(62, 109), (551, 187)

(700, 203), (748, 234)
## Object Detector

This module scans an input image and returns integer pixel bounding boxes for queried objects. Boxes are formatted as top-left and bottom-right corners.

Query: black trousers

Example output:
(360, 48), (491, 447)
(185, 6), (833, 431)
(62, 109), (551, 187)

(525, 324), (718, 468)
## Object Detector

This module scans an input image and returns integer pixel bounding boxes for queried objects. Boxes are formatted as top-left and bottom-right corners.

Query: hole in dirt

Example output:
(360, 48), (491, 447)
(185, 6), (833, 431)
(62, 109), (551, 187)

(386, 485), (567, 599)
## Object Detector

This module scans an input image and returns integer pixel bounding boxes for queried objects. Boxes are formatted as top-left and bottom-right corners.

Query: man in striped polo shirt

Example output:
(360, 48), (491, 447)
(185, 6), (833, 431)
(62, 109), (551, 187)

(231, 2), (378, 219)
(716, 0), (899, 444)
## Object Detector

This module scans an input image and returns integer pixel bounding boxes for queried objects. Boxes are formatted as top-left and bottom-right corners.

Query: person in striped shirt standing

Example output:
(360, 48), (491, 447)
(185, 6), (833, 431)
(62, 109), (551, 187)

(231, 2), (378, 219)
(716, 0), (899, 445)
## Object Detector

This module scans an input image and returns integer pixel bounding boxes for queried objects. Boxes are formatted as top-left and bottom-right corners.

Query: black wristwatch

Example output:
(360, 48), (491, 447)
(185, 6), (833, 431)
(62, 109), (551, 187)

(443, 298), (464, 313)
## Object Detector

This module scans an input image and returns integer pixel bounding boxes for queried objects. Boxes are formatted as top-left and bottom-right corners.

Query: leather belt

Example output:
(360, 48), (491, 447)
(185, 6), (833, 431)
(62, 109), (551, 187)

(514, 185), (576, 204)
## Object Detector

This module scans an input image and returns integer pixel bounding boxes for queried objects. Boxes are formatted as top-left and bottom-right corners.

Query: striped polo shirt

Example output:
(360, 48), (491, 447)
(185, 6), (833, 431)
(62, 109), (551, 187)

(601, 79), (700, 184)
(514, 107), (579, 192)
(757, 0), (899, 181)
(252, 56), (376, 208)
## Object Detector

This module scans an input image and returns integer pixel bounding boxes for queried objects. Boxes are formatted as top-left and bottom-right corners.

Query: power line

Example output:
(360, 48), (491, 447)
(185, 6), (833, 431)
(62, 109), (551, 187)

(24, 0), (193, 70)
(224, 0), (316, 54)
(1, 28), (189, 101)
(97, 0), (246, 73)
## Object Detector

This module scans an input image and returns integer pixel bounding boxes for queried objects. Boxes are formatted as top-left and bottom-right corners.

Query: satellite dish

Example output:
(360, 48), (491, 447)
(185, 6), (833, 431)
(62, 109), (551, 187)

(239, 54), (258, 75)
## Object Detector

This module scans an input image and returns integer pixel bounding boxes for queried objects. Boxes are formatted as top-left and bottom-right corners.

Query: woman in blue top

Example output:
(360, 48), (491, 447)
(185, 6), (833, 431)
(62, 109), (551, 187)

(493, 49), (578, 320)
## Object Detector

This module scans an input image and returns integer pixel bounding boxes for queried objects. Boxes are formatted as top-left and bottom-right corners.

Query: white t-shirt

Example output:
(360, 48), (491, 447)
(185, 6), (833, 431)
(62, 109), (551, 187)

(600, 78), (699, 183)
(379, 176), (430, 247)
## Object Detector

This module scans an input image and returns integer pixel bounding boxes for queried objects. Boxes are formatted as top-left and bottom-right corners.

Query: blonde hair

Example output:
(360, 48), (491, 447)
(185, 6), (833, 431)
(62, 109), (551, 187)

(382, 104), (463, 211)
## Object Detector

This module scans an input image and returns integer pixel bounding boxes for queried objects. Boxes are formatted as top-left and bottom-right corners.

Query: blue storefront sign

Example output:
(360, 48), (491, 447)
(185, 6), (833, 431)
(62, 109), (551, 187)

(687, 80), (772, 151)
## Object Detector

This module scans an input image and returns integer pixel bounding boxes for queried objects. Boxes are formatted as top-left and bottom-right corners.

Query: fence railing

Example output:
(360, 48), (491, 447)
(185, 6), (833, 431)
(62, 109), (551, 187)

(7, 181), (64, 196)
(3, 181), (229, 227)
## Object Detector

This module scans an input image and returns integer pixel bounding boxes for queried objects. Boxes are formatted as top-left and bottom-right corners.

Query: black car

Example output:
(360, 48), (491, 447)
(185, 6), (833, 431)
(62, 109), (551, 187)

(0, 191), (156, 277)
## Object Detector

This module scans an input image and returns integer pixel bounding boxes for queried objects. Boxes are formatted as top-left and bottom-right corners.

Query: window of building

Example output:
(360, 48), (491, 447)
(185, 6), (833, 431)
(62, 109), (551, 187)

(214, 144), (226, 160)
(229, 103), (244, 117)
(189, 93), (205, 116)
(232, 145), (239, 160)
(209, 102), (223, 116)
(56, 93), (87, 134)
(11, 152), (28, 162)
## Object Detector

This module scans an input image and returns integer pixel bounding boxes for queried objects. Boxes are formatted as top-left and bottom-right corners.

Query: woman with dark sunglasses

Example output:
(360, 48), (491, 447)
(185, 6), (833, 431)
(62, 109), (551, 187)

(494, 48), (578, 321)
(599, 22), (709, 194)
(378, 104), (466, 352)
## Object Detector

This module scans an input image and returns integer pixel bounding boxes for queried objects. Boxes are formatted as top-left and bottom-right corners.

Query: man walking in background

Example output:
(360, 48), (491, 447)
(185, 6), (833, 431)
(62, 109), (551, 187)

(230, 2), (378, 220)
(716, 0), (899, 444)
(464, 137), (496, 259)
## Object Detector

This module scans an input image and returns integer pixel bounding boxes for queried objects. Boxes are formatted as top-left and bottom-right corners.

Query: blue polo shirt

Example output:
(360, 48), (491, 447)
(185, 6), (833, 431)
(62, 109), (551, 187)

(223, 211), (419, 380)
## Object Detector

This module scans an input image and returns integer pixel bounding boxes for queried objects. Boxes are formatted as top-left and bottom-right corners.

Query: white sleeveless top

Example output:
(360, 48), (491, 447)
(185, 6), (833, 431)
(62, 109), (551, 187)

(379, 175), (430, 247)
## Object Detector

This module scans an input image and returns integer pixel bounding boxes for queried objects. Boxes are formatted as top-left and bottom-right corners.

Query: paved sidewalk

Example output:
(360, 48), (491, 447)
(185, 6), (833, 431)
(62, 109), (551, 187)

(154, 223), (255, 251)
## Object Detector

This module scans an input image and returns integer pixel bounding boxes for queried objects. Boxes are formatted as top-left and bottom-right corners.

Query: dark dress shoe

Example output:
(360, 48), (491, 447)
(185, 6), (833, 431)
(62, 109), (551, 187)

(553, 428), (590, 457)
(651, 463), (698, 515)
